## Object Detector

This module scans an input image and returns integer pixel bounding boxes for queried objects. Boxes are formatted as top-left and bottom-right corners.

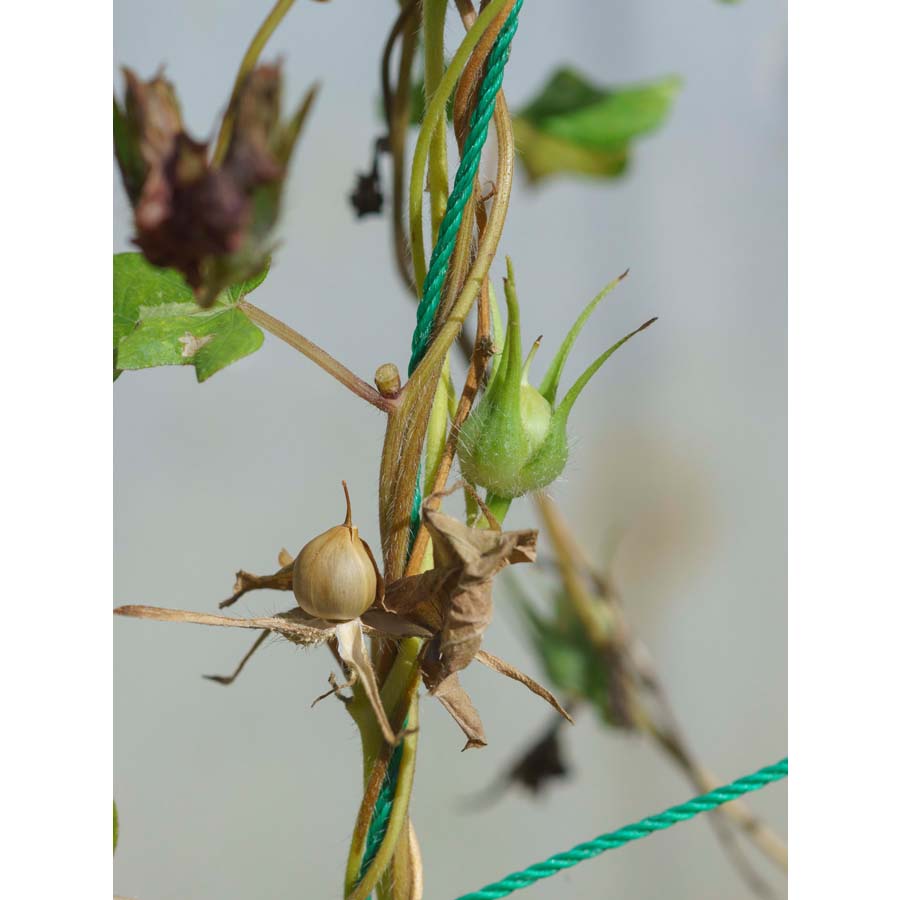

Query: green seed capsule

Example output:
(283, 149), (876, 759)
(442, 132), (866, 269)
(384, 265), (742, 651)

(458, 258), (654, 501)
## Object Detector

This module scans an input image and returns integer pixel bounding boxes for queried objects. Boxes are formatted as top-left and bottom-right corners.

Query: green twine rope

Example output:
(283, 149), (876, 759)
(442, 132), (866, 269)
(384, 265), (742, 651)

(358, 738), (403, 881)
(357, 2), (525, 891)
(454, 758), (788, 899)
(406, 0), (523, 552)
(408, 0), (523, 376)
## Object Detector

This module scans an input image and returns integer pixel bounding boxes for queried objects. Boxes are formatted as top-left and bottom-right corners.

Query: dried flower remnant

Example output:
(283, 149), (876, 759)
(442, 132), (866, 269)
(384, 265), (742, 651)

(350, 170), (384, 217)
(467, 717), (572, 808)
(114, 66), (318, 306)
(114, 490), (571, 751)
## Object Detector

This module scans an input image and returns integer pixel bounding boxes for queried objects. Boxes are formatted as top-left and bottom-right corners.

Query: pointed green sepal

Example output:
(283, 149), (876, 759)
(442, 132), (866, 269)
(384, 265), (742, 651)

(459, 264), (654, 502)
(538, 270), (628, 405)
(554, 317), (657, 423)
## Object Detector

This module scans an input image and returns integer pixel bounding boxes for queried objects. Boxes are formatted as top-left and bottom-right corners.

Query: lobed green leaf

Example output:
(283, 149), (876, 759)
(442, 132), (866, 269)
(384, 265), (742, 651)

(113, 253), (267, 382)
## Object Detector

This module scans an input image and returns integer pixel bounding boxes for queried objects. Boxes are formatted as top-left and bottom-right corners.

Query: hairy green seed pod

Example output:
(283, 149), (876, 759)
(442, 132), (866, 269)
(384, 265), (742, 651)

(458, 259), (654, 501)
(292, 482), (380, 622)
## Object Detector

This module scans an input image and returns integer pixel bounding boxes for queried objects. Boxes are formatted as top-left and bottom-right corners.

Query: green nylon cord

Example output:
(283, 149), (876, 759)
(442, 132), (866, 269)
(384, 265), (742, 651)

(454, 758), (788, 899)
(407, 0), (523, 549)
(357, 3), (524, 891)
(408, 0), (523, 374)
(358, 738), (403, 883)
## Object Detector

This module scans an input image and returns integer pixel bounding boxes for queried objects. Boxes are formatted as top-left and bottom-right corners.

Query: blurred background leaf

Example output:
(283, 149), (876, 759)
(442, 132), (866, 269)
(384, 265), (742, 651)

(513, 69), (680, 183)
(512, 577), (632, 729)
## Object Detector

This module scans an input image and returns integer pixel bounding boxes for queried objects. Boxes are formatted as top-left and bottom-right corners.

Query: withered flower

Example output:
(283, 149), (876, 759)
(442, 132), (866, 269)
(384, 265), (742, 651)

(114, 66), (317, 306)
(349, 136), (387, 217)
(114, 491), (572, 750)
(466, 718), (571, 809)
(349, 169), (384, 217)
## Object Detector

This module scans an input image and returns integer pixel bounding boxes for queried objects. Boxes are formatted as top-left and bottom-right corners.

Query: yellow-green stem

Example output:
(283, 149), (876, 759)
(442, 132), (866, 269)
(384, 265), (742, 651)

(346, 695), (420, 900)
(408, 0), (510, 291)
(423, 0), (450, 246)
(424, 359), (452, 495)
(485, 492), (512, 524)
(212, 0), (296, 165)
(344, 642), (422, 897)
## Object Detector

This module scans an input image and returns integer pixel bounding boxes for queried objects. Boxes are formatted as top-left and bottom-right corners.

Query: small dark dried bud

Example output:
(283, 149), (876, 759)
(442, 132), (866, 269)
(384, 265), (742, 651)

(349, 170), (383, 218)
(509, 724), (570, 794)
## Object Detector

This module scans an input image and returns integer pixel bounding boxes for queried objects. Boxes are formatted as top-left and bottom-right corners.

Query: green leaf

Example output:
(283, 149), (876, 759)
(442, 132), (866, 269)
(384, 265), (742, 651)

(510, 580), (623, 726)
(113, 253), (267, 382)
(113, 801), (119, 853)
(514, 68), (680, 183)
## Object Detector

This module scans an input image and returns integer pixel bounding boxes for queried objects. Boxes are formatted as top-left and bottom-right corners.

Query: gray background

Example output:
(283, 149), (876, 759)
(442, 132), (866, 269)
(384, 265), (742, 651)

(114, 1), (787, 897)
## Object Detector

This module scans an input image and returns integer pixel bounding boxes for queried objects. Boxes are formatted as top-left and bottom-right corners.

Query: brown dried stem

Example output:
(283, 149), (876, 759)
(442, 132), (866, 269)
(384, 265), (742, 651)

(212, 0), (297, 165)
(239, 301), (398, 413)
(452, 0), (515, 147)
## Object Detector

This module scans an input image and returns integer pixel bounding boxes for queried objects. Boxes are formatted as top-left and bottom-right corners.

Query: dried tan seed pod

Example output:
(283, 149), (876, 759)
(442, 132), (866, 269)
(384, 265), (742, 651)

(292, 482), (379, 622)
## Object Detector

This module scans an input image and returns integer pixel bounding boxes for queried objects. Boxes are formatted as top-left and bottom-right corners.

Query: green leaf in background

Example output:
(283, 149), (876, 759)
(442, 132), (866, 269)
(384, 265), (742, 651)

(113, 801), (119, 853)
(513, 68), (680, 183)
(510, 578), (625, 726)
(113, 253), (266, 382)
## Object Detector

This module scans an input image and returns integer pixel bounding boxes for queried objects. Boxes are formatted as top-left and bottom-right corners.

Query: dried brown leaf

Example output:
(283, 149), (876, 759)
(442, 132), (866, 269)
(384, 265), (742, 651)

(475, 650), (574, 723)
(115, 604), (331, 644)
(219, 562), (293, 609)
(383, 569), (450, 633)
(115, 603), (424, 643)
(422, 667), (487, 751)
(360, 608), (433, 639)
(423, 507), (537, 680)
